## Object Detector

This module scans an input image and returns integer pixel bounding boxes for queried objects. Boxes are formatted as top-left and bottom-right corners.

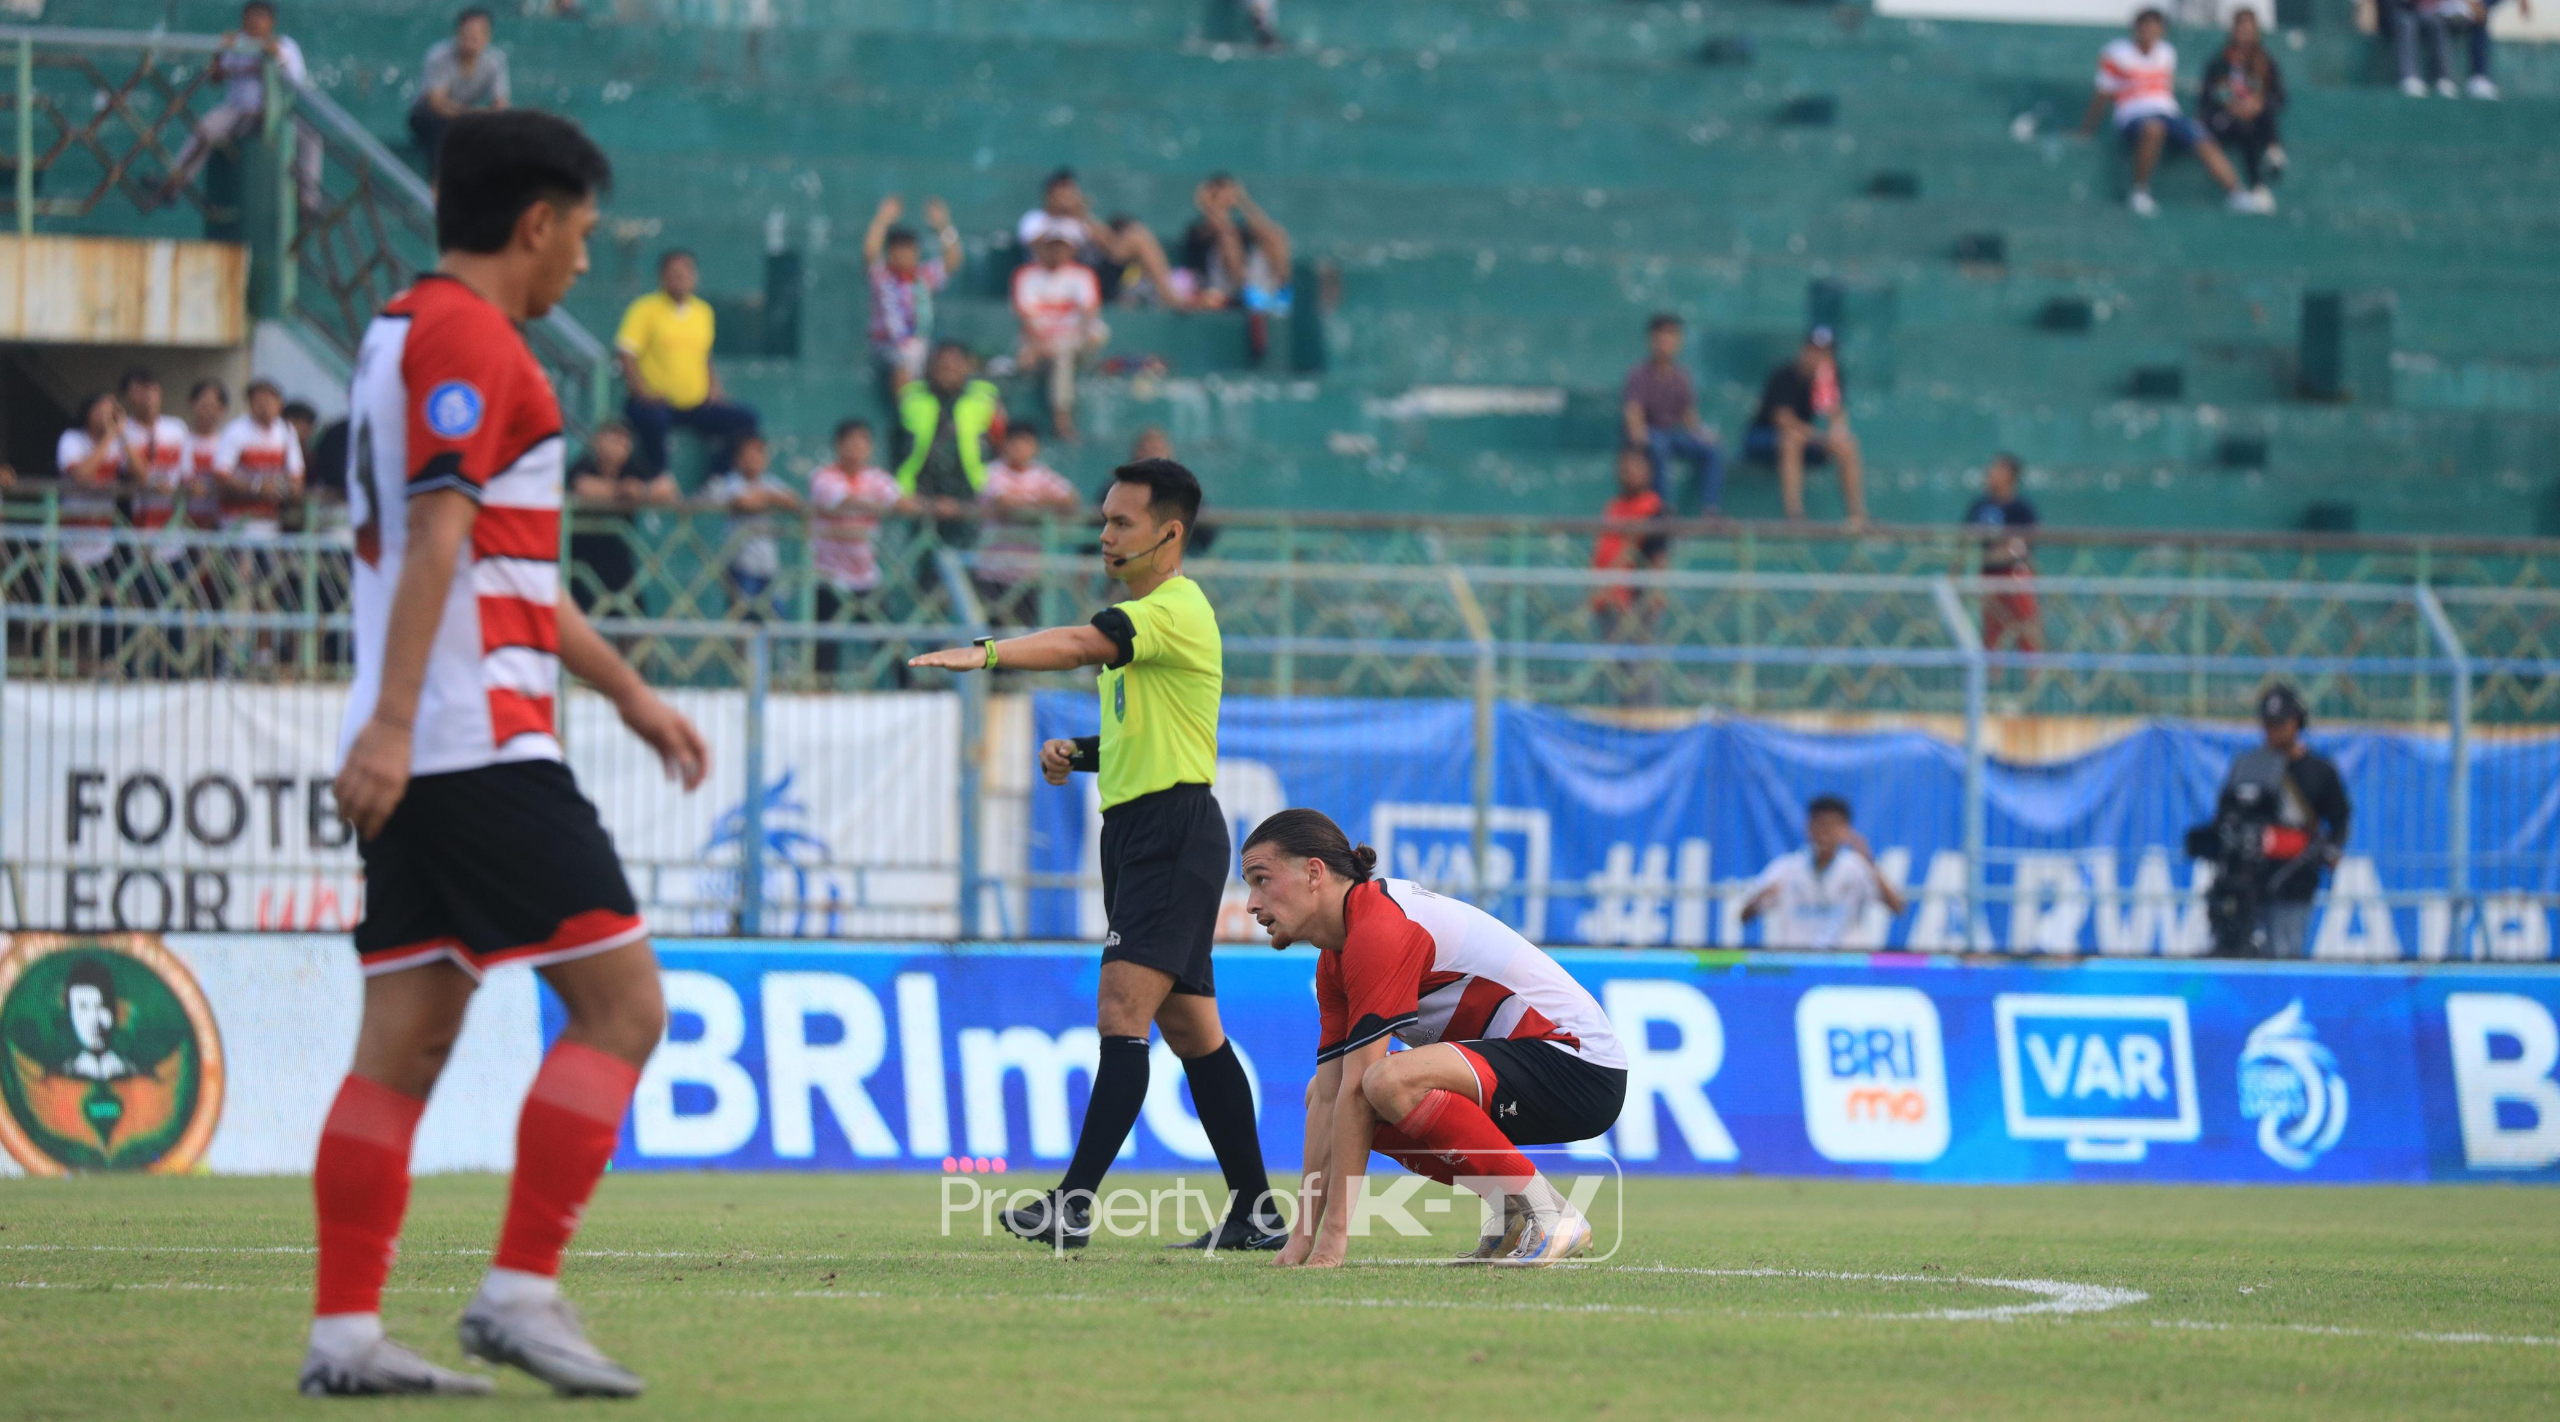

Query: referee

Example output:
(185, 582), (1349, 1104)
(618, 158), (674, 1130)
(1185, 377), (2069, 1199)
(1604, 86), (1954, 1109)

(910, 458), (1280, 1250)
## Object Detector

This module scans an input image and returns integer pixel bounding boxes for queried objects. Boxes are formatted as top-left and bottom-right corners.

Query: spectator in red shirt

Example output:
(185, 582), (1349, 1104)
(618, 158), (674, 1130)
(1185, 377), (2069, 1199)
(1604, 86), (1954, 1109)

(1012, 224), (1110, 442)
(1591, 446), (1670, 636)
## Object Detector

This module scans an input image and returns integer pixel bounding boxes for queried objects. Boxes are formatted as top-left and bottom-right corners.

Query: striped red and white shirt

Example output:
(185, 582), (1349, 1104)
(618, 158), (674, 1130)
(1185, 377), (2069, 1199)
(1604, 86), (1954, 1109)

(1317, 878), (1626, 1070)
(2095, 37), (2182, 125)
(341, 274), (566, 777)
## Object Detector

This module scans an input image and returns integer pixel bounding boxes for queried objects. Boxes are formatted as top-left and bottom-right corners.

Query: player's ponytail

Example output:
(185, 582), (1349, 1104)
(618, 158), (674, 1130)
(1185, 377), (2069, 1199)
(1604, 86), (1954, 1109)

(1243, 808), (1376, 884)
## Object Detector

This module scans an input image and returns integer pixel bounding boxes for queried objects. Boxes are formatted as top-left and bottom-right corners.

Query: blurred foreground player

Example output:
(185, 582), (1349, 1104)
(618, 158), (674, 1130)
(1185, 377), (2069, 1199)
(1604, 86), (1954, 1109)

(1241, 810), (1628, 1267)
(304, 109), (709, 1397)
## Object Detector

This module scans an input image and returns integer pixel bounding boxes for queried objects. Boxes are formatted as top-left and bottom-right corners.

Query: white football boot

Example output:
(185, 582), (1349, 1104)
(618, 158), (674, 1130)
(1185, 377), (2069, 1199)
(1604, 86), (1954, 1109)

(457, 1289), (643, 1398)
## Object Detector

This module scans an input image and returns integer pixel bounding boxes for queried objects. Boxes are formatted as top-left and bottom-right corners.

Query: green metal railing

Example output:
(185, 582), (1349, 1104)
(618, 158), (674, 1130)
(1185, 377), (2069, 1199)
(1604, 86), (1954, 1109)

(1, 25), (608, 438)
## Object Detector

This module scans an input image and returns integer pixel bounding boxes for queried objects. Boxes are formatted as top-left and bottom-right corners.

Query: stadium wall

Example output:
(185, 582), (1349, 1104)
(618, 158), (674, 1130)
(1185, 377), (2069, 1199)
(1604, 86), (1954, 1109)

(4, 935), (2557, 1185)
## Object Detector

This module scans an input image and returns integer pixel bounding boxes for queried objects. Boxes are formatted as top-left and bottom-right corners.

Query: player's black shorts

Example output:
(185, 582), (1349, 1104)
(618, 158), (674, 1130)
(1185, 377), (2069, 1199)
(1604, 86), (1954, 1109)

(1451, 1038), (1628, 1147)
(354, 758), (645, 980)
(1098, 782), (1228, 998)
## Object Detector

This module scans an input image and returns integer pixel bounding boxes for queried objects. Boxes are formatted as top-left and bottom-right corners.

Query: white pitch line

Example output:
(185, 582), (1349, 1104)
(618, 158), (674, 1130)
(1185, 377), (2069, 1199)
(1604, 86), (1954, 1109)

(1600, 1266), (2149, 1321)
(2144, 1317), (2560, 1349)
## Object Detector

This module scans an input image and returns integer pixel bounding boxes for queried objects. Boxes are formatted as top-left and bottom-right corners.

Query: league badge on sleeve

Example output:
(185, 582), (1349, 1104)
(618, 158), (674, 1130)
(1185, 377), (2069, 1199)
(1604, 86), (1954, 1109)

(425, 381), (485, 440)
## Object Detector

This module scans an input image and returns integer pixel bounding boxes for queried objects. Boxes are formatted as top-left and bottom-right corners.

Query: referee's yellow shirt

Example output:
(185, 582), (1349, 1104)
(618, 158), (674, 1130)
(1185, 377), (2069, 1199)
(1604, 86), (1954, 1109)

(1096, 574), (1221, 811)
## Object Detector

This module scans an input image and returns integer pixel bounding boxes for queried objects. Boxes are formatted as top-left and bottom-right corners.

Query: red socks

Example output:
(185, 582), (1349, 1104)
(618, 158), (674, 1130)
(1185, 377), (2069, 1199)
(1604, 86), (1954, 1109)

(312, 1075), (427, 1317)
(1380, 1088), (1536, 1195)
(493, 1042), (641, 1277)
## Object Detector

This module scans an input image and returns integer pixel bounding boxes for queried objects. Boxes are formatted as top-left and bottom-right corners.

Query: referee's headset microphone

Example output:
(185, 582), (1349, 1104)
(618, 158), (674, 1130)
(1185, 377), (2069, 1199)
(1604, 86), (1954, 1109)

(1107, 526), (1180, 571)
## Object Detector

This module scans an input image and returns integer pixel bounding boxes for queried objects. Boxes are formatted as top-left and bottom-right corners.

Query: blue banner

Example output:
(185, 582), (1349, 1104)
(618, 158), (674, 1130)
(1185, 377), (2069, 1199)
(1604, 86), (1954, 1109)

(1027, 693), (2560, 958)
(582, 942), (2560, 1184)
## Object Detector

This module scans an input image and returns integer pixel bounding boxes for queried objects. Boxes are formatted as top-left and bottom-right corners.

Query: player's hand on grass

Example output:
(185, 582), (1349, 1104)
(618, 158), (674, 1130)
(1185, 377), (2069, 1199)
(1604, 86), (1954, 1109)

(1274, 1234), (1312, 1267)
(1039, 738), (1079, 785)
(908, 645), (985, 673)
(333, 716), (414, 840)
(618, 688), (710, 790)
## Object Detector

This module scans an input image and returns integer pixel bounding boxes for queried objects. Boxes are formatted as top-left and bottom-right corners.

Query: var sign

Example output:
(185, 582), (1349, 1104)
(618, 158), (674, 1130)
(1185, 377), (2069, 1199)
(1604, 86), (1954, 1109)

(1994, 994), (2200, 1163)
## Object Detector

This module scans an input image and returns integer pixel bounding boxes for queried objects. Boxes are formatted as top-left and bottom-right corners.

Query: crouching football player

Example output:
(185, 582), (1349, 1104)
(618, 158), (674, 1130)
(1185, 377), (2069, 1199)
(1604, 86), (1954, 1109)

(1239, 810), (1627, 1267)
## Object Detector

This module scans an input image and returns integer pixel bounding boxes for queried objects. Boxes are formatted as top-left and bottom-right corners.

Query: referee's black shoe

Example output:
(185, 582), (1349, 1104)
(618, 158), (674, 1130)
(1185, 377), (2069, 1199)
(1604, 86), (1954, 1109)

(1000, 1190), (1092, 1250)
(1168, 1213), (1289, 1252)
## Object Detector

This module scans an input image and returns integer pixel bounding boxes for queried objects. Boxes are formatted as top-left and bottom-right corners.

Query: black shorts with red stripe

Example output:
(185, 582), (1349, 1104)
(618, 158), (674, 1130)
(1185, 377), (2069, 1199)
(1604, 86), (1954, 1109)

(354, 759), (645, 979)
(1448, 1038), (1628, 1146)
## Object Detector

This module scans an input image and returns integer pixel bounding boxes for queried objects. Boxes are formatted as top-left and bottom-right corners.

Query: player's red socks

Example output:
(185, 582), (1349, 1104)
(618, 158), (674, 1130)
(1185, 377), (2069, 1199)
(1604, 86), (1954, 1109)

(492, 1041), (640, 1277)
(313, 1074), (428, 1318)
(1384, 1088), (1536, 1194)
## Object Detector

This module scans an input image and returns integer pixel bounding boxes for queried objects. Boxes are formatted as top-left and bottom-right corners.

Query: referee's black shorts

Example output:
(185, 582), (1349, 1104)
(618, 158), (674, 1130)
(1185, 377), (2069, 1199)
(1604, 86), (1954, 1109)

(1099, 782), (1228, 997)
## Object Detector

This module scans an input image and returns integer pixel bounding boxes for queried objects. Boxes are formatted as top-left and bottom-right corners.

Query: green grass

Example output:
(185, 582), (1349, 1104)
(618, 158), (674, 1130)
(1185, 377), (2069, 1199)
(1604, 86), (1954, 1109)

(4, 1173), (2557, 1419)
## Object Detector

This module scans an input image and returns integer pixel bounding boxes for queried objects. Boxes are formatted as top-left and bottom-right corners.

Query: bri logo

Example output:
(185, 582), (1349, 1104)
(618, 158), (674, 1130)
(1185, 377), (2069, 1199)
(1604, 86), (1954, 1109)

(2237, 999), (2349, 1170)
(1794, 986), (1950, 1164)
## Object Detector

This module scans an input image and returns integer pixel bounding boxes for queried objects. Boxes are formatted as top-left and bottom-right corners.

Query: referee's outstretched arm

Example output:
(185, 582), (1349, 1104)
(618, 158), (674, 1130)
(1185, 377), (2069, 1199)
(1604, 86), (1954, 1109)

(910, 623), (1118, 675)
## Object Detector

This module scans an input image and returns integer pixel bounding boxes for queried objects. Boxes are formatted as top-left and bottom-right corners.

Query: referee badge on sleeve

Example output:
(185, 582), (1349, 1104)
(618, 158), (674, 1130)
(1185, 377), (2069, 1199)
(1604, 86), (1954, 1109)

(1113, 672), (1126, 723)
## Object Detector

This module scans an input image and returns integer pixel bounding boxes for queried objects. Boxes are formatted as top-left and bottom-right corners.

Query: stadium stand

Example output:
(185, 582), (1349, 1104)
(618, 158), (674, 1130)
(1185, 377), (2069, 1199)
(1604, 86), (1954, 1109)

(26, 0), (2560, 535)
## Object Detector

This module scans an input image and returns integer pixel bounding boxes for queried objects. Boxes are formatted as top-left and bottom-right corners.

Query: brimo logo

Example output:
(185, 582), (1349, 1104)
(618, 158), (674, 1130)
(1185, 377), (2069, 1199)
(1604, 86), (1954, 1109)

(939, 1151), (1625, 1262)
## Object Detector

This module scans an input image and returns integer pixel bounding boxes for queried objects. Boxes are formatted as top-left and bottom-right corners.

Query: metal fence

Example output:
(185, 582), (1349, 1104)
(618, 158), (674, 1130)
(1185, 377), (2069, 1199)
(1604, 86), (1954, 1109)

(9, 520), (2560, 958)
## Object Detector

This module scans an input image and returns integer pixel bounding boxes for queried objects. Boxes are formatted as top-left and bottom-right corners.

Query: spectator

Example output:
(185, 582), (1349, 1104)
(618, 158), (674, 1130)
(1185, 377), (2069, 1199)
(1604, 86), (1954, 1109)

(895, 343), (1004, 544)
(977, 424), (1079, 616)
(2393, 0), (2512, 100)
(181, 379), (232, 531)
(1590, 445), (1670, 638)
(216, 378), (305, 535)
(1239, 0), (1282, 48)
(1741, 794), (1906, 951)
(118, 367), (190, 547)
(1130, 426), (1175, 463)
(406, 7), (509, 177)
(700, 433), (799, 619)
(2202, 9), (2287, 201)
(1965, 452), (2042, 654)
(56, 391), (131, 582)
(808, 419), (906, 672)
(617, 249), (761, 481)
(2213, 685), (2351, 959)
(1744, 329), (1867, 526)
(1017, 168), (1188, 309)
(1012, 225), (1109, 443)
(1621, 313), (1724, 517)
(161, 1), (322, 212)
(1176, 174), (1292, 315)
(279, 398), (325, 512)
(863, 194), (963, 411)
(566, 420), (678, 614)
(2080, 8), (2266, 216)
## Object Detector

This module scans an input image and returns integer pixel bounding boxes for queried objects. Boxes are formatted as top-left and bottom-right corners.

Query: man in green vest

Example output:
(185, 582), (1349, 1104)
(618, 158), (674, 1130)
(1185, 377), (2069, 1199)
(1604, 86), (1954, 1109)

(911, 459), (1281, 1253)
(895, 342), (1002, 545)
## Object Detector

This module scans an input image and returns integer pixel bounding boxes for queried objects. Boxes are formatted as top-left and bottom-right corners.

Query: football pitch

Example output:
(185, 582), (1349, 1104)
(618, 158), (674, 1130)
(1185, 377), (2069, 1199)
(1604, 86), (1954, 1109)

(5, 1173), (2556, 1420)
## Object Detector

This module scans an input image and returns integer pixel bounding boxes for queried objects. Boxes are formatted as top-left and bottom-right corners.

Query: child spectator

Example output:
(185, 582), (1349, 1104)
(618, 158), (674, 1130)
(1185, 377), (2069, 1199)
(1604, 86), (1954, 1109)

(1964, 453), (2042, 654)
(1591, 445), (1670, 635)
(1012, 224), (1109, 443)
(864, 194), (963, 411)
(56, 391), (131, 578)
(2202, 9), (2287, 202)
(977, 424), (1079, 613)
(700, 432), (799, 619)
(216, 378), (305, 535)
(2080, 8), (2266, 216)
(181, 379), (232, 532)
(807, 420), (906, 657)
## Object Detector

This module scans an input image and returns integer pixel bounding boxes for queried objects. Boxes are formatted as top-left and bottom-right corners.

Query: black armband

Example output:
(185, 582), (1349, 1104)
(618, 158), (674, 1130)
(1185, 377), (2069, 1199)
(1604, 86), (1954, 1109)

(1091, 607), (1136, 669)
(1068, 736), (1101, 773)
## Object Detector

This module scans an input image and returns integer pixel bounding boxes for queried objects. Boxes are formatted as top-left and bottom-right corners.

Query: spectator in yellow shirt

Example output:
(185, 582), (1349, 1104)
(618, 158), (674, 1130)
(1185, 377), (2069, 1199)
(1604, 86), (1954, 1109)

(616, 249), (760, 481)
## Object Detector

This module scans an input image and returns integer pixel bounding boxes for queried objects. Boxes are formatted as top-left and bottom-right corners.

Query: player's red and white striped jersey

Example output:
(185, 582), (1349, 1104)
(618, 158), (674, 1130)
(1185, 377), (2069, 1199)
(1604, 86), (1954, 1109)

(1317, 878), (1626, 1069)
(340, 274), (566, 777)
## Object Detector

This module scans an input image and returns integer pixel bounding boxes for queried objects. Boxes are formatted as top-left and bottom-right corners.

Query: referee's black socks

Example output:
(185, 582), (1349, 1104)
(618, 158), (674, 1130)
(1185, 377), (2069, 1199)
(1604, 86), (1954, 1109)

(1058, 1035), (1152, 1202)
(1182, 1040), (1279, 1228)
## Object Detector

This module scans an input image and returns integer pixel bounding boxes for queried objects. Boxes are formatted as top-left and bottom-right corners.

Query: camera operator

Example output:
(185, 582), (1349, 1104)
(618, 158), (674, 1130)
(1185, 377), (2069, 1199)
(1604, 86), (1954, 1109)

(2199, 685), (2351, 958)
